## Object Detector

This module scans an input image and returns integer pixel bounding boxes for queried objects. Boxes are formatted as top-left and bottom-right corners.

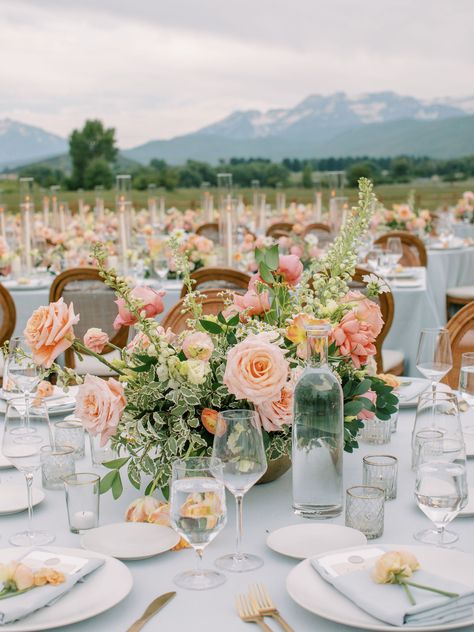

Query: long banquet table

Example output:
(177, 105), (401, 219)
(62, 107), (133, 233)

(0, 406), (473, 631)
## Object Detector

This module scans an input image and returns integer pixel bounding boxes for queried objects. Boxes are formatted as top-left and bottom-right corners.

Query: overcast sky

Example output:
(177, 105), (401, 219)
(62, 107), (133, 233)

(1, 0), (472, 148)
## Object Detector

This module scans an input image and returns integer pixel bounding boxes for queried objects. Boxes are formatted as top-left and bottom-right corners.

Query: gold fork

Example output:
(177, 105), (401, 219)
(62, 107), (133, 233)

(249, 583), (295, 632)
(236, 593), (273, 631)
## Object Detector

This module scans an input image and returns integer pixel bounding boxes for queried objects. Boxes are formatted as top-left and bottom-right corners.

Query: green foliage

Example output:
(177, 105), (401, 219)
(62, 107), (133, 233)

(347, 161), (380, 187)
(83, 157), (113, 189)
(69, 119), (118, 188)
(301, 162), (314, 188)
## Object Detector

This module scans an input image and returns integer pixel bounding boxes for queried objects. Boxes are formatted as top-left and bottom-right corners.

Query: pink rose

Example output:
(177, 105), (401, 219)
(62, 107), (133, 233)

(357, 389), (377, 421)
(257, 382), (294, 431)
(332, 310), (376, 369)
(24, 298), (79, 368)
(223, 332), (289, 405)
(84, 327), (109, 353)
(182, 332), (214, 361)
(233, 289), (270, 319)
(290, 245), (304, 258)
(113, 286), (165, 330)
(75, 375), (126, 446)
(277, 254), (303, 286)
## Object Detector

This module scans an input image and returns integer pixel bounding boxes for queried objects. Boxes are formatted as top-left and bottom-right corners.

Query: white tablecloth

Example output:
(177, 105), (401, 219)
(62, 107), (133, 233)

(0, 407), (473, 631)
(426, 246), (474, 322)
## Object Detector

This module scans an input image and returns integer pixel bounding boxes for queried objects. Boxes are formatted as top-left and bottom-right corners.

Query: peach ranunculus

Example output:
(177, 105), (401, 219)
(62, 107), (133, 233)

(24, 298), (79, 368)
(182, 332), (214, 361)
(332, 310), (377, 369)
(342, 291), (384, 338)
(113, 286), (165, 330)
(356, 389), (377, 421)
(277, 254), (303, 286)
(83, 327), (109, 354)
(75, 375), (126, 446)
(223, 332), (289, 405)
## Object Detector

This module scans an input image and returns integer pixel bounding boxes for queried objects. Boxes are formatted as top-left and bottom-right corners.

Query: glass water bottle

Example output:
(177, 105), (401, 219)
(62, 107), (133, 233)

(292, 323), (343, 518)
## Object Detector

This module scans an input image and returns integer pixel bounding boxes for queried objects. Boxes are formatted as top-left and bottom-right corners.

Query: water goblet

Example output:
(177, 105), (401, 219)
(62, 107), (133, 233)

(416, 328), (452, 397)
(169, 457), (227, 590)
(5, 337), (41, 428)
(211, 409), (267, 572)
(386, 236), (403, 270)
(153, 257), (169, 287)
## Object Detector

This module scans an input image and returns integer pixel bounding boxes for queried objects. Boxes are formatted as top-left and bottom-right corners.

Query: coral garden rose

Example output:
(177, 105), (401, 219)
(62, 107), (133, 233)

(83, 327), (109, 354)
(113, 286), (164, 330)
(75, 375), (126, 446)
(24, 298), (79, 368)
(277, 254), (303, 286)
(257, 382), (294, 431)
(224, 332), (289, 405)
(342, 291), (383, 338)
(182, 332), (214, 361)
(356, 389), (377, 421)
(332, 310), (377, 369)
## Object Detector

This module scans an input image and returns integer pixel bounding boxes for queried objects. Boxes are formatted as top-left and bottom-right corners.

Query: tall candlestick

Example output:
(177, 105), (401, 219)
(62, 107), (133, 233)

(42, 197), (49, 227)
(118, 206), (128, 275)
(58, 204), (66, 233)
(315, 192), (322, 221)
(226, 207), (233, 267)
(23, 203), (32, 274)
(0, 206), (6, 240)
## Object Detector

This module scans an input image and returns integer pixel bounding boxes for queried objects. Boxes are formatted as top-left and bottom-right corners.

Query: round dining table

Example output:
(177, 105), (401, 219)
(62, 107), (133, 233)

(0, 403), (472, 631)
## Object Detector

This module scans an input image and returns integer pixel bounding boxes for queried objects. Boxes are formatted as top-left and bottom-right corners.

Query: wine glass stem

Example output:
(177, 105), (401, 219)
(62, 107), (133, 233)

(235, 494), (244, 561)
(195, 547), (204, 574)
(25, 392), (30, 428)
(436, 526), (445, 546)
(25, 472), (34, 535)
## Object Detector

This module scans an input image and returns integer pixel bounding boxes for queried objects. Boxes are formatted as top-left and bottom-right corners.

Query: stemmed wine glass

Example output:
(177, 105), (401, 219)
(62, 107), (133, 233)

(169, 457), (227, 590)
(386, 236), (403, 270)
(3, 398), (55, 546)
(412, 391), (465, 455)
(414, 438), (468, 546)
(153, 256), (169, 288)
(211, 410), (267, 572)
(459, 352), (474, 434)
(416, 328), (452, 397)
(5, 337), (41, 428)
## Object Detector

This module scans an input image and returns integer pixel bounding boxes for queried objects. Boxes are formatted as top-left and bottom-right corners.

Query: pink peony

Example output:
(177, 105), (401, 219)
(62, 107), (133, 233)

(332, 310), (377, 369)
(277, 254), (303, 286)
(357, 389), (377, 421)
(84, 327), (109, 353)
(223, 332), (289, 405)
(182, 332), (214, 361)
(113, 286), (164, 330)
(24, 298), (79, 368)
(257, 382), (294, 431)
(75, 375), (126, 446)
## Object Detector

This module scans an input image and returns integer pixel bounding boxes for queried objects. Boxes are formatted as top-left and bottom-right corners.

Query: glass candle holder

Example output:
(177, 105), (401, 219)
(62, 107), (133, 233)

(412, 429), (443, 470)
(390, 404), (400, 433)
(363, 455), (398, 500)
(41, 446), (75, 491)
(345, 485), (384, 539)
(64, 472), (100, 533)
(359, 418), (392, 445)
(89, 433), (116, 466)
(55, 419), (85, 459)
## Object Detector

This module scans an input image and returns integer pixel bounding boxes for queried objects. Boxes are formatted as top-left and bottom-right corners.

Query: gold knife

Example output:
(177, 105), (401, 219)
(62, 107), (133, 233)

(127, 591), (176, 632)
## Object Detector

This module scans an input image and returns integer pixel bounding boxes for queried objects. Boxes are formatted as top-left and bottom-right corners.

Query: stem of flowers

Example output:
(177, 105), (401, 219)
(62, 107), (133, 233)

(73, 341), (124, 376)
(404, 581), (459, 599)
(400, 581), (416, 606)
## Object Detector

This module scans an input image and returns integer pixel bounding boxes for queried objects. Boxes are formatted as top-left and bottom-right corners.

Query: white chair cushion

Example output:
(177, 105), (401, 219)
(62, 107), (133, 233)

(382, 349), (404, 372)
(446, 286), (474, 299)
(73, 350), (120, 377)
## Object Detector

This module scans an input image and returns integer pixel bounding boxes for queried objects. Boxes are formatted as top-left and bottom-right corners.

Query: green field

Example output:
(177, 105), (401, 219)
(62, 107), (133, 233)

(0, 178), (472, 212)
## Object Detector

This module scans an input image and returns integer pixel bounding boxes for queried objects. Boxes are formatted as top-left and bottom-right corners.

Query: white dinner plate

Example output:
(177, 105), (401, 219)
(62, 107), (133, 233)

(267, 523), (367, 560)
(390, 279), (424, 289)
(287, 544), (474, 631)
(80, 522), (180, 560)
(459, 486), (474, 517)
(397, 377), (430, 408)
(429, 238), (465, 250)
(0, 546), (132, 631)
(2, 279), (51, 291)
(0, 484), (44, 515)
(387, 269), (417, 279)
(0, 387), (77, 417)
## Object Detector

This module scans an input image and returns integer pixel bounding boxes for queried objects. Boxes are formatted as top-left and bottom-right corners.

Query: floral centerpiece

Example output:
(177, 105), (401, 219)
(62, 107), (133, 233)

(18, 178), (398, 499)
(452, 191), (474, 223)
(372, 192), (432, 235)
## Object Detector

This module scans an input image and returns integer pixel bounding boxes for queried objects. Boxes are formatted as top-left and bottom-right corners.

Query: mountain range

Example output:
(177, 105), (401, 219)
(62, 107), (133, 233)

(1, 92), (474, 169)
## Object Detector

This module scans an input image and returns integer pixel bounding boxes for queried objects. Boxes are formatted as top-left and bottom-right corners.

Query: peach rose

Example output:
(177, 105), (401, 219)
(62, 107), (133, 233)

(343, 292), (384, 338)
(356, 389), (377, 421)
(332, 310), (376, 369)
(223, 332), (289, 405)
(113, 286), (165, 330)
(125, 496), (163, 522)
(257, 382), (293, 431)
(182, 332), (214, 361)
(277, 254), (303, 286)
(24, 298), (79, 368)
(75, 375), (126, 446)
(84, 327), (109, 353)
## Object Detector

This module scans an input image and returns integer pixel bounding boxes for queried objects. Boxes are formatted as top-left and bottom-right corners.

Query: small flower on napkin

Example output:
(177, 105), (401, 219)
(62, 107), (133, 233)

(0, 561), (65, 599)
(32, 380), (54, 406)
(125, 497), (189, 550)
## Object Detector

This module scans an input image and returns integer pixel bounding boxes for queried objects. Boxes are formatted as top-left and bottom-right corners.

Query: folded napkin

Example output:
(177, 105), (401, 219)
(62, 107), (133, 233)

(0, 550), (104, 625)
(311, 555), (474, 627)
(397, 380), (430, 403)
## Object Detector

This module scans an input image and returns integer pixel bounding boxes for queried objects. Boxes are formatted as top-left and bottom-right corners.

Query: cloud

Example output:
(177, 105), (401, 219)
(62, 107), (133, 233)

(0, 0), (472, 147)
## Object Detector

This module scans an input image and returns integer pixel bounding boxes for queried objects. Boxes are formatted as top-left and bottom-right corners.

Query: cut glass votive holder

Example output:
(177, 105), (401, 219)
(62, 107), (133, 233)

(412, 429), (443, 470)
(345, 485), (384, 539)
(41, 446), (76, 491)
(359, 418), (392, 445)
(363, 454), (398, 500)
(64, 472), (100, 533)
(89, 433), (116, 466)
(390, 406), (399, 433)
(54, 419), (85, 459)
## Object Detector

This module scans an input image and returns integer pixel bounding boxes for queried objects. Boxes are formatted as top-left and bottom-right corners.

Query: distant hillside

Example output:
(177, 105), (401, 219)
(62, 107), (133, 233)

(0, 119), (68, 168)
(14, 152), (141, 175)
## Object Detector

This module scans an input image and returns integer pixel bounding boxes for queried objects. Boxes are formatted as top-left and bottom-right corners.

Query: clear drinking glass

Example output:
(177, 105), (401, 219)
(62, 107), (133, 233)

(412, 429), (444, 470)
(363, 455), (398, 500)
(3, 398), (55, 545)
(54, 419), (85, 459)
(376, 251), (392, 277)
(416, 328), (452, 395)
(170, 457), (227, 590)
(459, 352), (474, 436)
(64, 473), (100, 533)
(154, 257), (169, 286)
(414, 439), (468, 545)
(366, 247), (382, 272)
(386, 236), (403, 269)
(2, 336), (22, 393)
(5, 337), (41, 428)
(41, 445), (75, 490)
(211, 410), (267, 572)
(345, 485), (384, 539)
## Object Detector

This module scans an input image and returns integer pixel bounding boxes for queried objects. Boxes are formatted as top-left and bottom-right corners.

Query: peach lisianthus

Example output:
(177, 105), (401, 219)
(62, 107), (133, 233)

(83, 327), (109, 354)
(182, 332), (214, 361)
(113, 286), (165, 330)
(24, 298), (79, 368)
(223, 332), (289, 405)
(233, 287), (270, 319)
(75, 375), (126, 446)
(345, 292), (384, 338)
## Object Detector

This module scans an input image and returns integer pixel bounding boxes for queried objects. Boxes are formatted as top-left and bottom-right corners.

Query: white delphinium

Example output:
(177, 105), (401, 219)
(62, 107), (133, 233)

(362, 273), (390, 297)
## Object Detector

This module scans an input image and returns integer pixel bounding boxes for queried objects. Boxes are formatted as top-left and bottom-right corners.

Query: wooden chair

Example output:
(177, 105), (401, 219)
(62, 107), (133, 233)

(266, 222), (294, 239)
(49, 268), (129, 374)
(442, 302), (474, 389)
(350, 267), (400, 374)
(375, 231), (427, 267)
(446, 286), (474, 319)
(161, 289), (228, 335)
(196, 222), (219, 243)
(0, 284), (16, 381)
(180, 267), (250, 298)
(302, 222), (331, 237)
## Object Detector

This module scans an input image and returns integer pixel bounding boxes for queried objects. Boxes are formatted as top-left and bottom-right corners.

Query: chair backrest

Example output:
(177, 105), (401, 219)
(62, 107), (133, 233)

(161, 289), (228, 335)
(443, 302), (474, 389)
(302, 222), (331, 236)
(0, 283), (16, 346)
(49, 268), (129, 368)
(375, 230), (427, 267)
(349, 267), (395, 372)
(196, 222), (219, 243)
(266, 222), (294, 238)
(181, 267), (250, 298)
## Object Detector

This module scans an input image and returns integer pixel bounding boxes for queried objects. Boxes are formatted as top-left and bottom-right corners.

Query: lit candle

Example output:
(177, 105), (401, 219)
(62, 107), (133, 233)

(58, 204), (66, 233)
(23, 200), (32, 274)
(118, 206), (128, 274)
(226, 203), (233, 267)
(71, 510), (97, 530)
